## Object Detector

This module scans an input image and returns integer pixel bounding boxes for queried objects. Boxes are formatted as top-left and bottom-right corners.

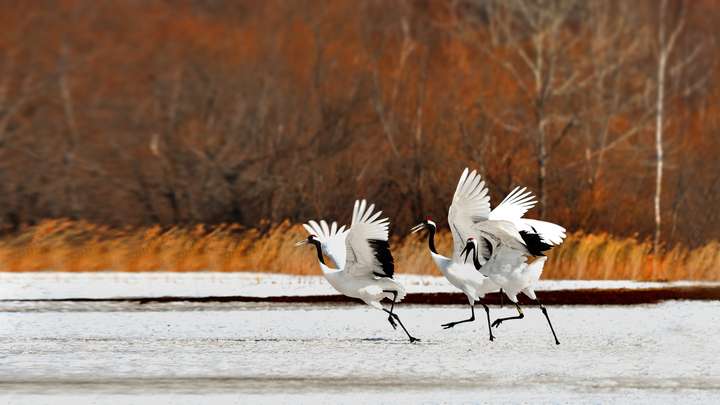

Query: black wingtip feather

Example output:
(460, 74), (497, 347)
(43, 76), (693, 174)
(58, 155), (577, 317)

(519, 231), (553, 256)
(481, 237), (493, 261)
(368, 239), (395, 278)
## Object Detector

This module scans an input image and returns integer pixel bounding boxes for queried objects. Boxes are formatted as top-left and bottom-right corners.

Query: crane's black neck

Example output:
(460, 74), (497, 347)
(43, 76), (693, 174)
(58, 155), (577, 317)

(310, 240), (325, 265)
(471, 244), (482, 270)
(426, 225), (437, 254)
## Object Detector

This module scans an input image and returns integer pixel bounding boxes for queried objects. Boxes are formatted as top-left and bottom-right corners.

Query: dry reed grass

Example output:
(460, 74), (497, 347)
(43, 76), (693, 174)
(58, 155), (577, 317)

(0, 219), (717, 280)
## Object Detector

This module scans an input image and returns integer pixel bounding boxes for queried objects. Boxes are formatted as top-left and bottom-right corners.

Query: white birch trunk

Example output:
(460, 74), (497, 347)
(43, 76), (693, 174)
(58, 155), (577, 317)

(653, 52), (665, 262)
(653, 0), (683, 271)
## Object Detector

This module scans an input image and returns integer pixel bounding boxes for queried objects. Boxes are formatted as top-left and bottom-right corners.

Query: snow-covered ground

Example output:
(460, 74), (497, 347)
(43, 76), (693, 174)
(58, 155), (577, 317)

(1, 300), (719, 404)
(2, 271), (719, 300)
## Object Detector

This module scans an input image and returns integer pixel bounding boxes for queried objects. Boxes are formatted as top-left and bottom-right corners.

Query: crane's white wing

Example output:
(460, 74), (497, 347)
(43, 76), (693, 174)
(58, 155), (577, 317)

(489, 186), (536, 221)
(522, 219), (566, 245)
(473, 220), (528, 262)
(489, 187), (566, 246)
(448, 168), (491, 261)
(302, 220), (348, 268)
(344, 200), (394, 278)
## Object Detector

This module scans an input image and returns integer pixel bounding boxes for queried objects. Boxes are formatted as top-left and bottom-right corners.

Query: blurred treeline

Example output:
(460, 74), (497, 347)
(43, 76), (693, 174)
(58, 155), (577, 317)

(0, 0), (718, 247)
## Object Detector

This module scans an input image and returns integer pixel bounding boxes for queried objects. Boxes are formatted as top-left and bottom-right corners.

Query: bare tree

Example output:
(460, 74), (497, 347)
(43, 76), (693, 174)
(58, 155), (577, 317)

(652, 0), (685, 264)
(0, 0), (718, 248)
(361, 1), (435, 221)
(456, 0), (592, 217)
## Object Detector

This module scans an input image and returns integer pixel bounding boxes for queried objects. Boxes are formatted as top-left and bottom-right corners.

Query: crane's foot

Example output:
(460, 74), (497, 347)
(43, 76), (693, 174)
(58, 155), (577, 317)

(441, 321), (457, 329)
(408, 336), (420, 343)
(387, 316), (398, 330)
(491, 319), (504, 328)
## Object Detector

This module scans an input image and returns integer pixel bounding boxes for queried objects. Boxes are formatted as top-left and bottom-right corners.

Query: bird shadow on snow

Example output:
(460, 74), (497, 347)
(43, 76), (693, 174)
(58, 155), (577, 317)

(219, 337), (433, 345)
(357, 337), (441, 345)
(358, 337), (390, 342)
(358, 337), (427, 344)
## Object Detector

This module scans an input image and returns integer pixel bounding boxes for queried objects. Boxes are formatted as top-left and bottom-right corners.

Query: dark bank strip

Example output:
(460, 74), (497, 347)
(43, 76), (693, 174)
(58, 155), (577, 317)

(4, 286), (720, 305)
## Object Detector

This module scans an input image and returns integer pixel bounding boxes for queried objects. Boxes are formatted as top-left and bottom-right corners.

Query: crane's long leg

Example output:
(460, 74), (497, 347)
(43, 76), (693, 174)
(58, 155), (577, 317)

(441, 304), (475, 329)
(383, 309), (419, 343)
(491, 302), (524, 328)
(383, 290), (419, 343)
(383, 290), (398, 329)
(480, 301), (495, 341)
(533, 298), (560, 345)
(442, 301), (495, 341)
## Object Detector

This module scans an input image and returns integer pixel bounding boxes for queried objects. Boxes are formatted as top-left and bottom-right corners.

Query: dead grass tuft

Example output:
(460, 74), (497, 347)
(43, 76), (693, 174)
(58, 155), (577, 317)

(0, 219), (717, 280)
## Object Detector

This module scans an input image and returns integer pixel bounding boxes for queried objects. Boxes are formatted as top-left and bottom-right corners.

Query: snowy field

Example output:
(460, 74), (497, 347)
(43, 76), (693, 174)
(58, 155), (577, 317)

(3, 271), (719, 300)
(1, 299), (719, 404)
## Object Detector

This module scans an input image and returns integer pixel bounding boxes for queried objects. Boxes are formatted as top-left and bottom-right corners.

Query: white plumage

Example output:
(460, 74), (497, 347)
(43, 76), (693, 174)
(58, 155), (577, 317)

(411, 218), (500, 340)
(489, 186), (566, 246)
(447, 168), (565, 344)
(451, 168), (566, 253)
(410, 169), (511, 341)
(298, 200), (418, 342)
(302, 220), (347, 269)
(344, 200), (393, 279)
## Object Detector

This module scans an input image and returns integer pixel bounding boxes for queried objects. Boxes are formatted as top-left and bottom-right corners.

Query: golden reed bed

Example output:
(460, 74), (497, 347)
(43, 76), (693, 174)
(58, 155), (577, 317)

(0, 220), (717, 280)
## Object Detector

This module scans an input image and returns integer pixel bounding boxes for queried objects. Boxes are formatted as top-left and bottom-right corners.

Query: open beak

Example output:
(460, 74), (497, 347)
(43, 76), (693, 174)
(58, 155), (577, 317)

(460, 243), (472, 263)
(410, 223), (425, 234)
(294, 239), (308, 247)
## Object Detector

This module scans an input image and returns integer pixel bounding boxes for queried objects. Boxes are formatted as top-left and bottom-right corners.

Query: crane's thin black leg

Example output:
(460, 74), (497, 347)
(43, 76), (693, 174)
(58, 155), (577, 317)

(479, 301), (495, 341)
(383, 309), (419, 343)
(441, 304), (475, 329)
(534, 298), (560, 345)
(383, 290), (398, 329)
(499, 289), (504, 308)
(382, 290), (419, 343)
(491, 302), (524, 328)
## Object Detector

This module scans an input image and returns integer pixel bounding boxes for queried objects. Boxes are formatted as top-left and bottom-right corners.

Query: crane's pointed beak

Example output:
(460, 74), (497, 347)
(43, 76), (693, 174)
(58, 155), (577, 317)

(460, 243), (472, 263)
(294, 239), (308, 247)
(410, 223), (425, 234)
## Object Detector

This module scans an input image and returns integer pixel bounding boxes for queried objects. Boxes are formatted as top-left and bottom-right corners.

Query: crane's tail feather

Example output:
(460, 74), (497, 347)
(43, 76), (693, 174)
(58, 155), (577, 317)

(519, 231), (553, 256)
(526, 256), (547, 284)
(365, 283), (406, 305)
(522, 287), (537, 300)
(523, 219), (566, 246)
(384, 282), (407, 302)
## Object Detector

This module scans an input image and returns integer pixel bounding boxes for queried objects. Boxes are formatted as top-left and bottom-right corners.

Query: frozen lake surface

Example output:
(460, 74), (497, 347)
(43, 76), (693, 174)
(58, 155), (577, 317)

(1, 300), (719, 404)
(3, 271), (718, 300)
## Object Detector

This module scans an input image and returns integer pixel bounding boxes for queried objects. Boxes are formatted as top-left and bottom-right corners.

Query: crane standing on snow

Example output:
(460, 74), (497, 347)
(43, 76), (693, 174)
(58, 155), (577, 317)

(410, 216), (500, 342)
(451, 168), (566, 345)
(296, 200), (419, 343)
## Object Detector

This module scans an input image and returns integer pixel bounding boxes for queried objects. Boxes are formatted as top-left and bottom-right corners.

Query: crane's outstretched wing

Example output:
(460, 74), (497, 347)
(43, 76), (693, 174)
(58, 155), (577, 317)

(302, 219), (348, 268)
(448, 168), (491, 261)
(489, 187), (566, 246)
(344, 199), (394, 278)
(473, 220), (527, 263)
(489, 186), (536, 221)
(522, 219), (566, 246)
